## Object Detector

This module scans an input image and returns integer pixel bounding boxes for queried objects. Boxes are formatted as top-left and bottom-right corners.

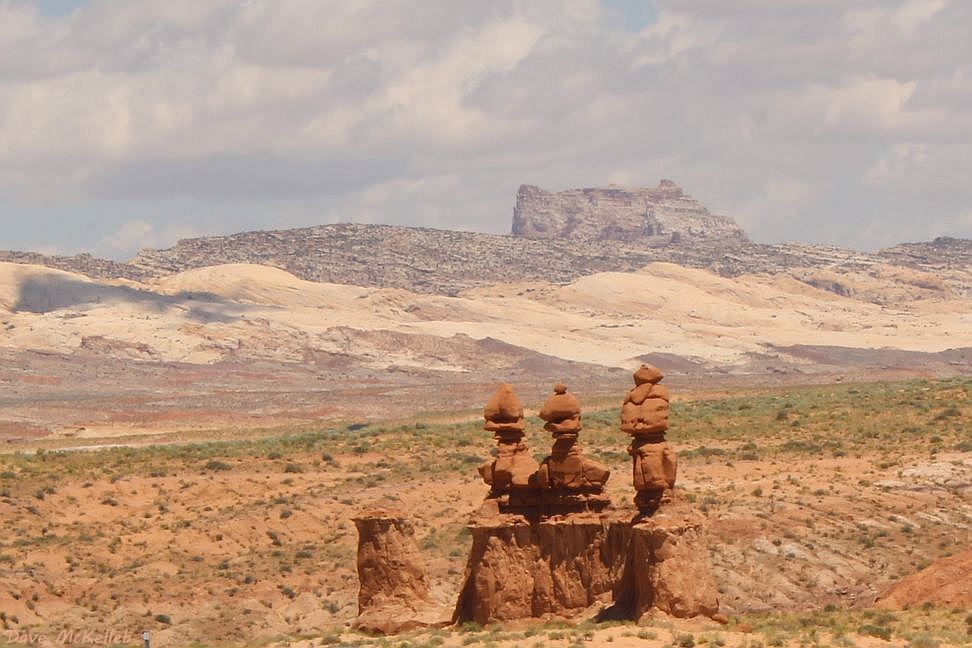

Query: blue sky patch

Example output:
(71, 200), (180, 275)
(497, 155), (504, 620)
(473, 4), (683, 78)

(37, 0), (86, 17)
(602, 0), (659, 31)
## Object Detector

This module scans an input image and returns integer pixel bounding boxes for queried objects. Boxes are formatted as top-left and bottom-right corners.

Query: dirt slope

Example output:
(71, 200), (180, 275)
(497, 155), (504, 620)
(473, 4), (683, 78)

(876, 549), (972, 609)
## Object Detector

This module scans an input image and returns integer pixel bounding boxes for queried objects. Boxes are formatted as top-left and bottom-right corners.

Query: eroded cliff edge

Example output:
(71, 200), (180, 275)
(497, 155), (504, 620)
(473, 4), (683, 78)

(454, 504), (720, 625)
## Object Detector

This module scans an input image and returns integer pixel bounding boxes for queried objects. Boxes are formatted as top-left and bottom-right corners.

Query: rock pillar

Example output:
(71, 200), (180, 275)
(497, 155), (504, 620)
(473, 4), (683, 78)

(353, 511), (438, 634)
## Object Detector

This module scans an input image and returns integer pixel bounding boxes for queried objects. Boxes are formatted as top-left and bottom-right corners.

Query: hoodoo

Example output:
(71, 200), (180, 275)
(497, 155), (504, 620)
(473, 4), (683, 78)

(621, 364), (677, 515)
(536, 383), (611, 513)
(452, 375), (720, 624)
(352, 511), (441, 634)
(478, 383), (540, 510)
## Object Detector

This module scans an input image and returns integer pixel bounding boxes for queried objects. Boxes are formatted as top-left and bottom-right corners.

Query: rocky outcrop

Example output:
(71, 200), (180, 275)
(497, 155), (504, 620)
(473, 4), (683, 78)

(512, 180), (747, 243)
(629, 507), (720, 619)
(352, 511), (441, 634)
(879, 236), (972, 271)
(352, 379), (721, 632)
(455, 379), (718, 625)
(0, 251), (149, 281)
(454, 512), (627, 623)
(875, 549), (972, 610)
(453, 505), (720, 624)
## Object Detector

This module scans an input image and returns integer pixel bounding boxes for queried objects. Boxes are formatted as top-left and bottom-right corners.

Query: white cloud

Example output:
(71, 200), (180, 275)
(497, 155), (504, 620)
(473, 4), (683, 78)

(98, 219), (199, 258)
(735, 178), (819, 233)
(865, 142), (972, 195)
(893, 0), (948, 33)
(101, 220), (155, 254)
(0, 0), (970, 254)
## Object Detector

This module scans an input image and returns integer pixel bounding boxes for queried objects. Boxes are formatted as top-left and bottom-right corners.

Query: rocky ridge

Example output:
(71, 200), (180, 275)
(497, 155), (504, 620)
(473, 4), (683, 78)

(878, 236), (972, 271)
(0, 250), (149, 282)
(1, 182), (969, 299)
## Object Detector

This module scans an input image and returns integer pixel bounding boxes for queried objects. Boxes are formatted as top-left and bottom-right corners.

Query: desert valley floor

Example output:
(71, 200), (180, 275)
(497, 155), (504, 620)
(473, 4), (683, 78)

(0, 376), (969, 647)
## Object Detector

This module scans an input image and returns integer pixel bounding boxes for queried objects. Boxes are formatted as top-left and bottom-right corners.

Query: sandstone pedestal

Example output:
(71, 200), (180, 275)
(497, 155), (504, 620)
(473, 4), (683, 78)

(453, 503), (719, 625)
(627, 505), (721, 619)
(353, 511), (442, 634)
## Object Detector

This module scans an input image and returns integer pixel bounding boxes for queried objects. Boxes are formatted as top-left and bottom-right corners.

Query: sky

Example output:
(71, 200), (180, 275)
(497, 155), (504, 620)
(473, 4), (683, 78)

(1, 0), (970, 259)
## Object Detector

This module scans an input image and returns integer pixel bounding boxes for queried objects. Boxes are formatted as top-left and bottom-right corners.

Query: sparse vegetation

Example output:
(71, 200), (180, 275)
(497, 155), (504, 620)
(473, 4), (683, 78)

(0, 376), (968, 646)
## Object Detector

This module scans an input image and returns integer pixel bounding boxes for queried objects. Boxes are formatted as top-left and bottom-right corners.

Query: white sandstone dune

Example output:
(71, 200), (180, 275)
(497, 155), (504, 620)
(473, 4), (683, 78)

(0, 261), (969, 370)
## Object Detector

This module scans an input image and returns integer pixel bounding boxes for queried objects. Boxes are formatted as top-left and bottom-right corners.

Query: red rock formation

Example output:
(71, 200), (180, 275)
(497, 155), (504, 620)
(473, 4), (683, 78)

(621, 365), (677, 515)
(627, 506), (720, 619)
(478, 384), (540, 507)
(453, 504), (719, 624)
(453, 378), (719, 626)
(875, 549), (972, 610)
(536, 383), (611, 513)
(353, 511), (441, 634)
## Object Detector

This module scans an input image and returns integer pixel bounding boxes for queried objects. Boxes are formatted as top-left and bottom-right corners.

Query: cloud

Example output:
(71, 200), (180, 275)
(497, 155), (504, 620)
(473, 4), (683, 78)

(735, 178), (819, 234)
(88, 153), (407, 200)
(893, 0), (947, 33)
(98, 219), (199, 258)
(0, 0), (970, 256)
(100, 220), (155, 254)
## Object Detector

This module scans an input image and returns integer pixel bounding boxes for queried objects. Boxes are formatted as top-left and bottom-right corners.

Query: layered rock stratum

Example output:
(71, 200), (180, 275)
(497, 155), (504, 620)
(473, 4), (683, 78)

(513, 180), (747, 242)
(453, 506), (720, 625)
(2, 260), (970, 376)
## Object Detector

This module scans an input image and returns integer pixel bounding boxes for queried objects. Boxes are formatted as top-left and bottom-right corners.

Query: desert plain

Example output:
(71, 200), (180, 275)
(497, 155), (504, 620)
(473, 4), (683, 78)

(0, 249), (970, 647)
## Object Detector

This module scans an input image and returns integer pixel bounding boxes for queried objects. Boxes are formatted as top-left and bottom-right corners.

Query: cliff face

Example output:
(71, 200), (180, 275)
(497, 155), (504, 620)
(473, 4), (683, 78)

(512, 180), (748, 243)
(453, 506), (720, 625)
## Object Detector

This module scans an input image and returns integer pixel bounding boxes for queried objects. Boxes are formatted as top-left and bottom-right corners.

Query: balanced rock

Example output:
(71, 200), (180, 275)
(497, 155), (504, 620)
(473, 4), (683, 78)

(539, 383), (582, 429)
(536, 383), (610, 512)
(634, 364), (665, 385)
(483, 383), (526, 434)
(478, 384), (540, 510)
(622, 365), (677, 515)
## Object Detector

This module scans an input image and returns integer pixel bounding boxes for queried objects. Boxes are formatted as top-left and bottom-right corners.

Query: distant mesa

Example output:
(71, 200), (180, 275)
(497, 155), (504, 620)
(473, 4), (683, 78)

(512, 180), (748, 243)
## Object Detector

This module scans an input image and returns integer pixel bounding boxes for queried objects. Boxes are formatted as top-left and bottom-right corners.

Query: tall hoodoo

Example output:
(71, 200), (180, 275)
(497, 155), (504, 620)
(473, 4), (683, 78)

(621, 364), (677, 515)
(536, 383), (611, 512)
(478, 383), (540, 509)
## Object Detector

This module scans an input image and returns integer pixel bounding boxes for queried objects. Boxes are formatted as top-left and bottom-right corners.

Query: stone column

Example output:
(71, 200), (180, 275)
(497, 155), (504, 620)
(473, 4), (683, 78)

(621, 365), (677, 515)
(353, 510), (436, 634)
